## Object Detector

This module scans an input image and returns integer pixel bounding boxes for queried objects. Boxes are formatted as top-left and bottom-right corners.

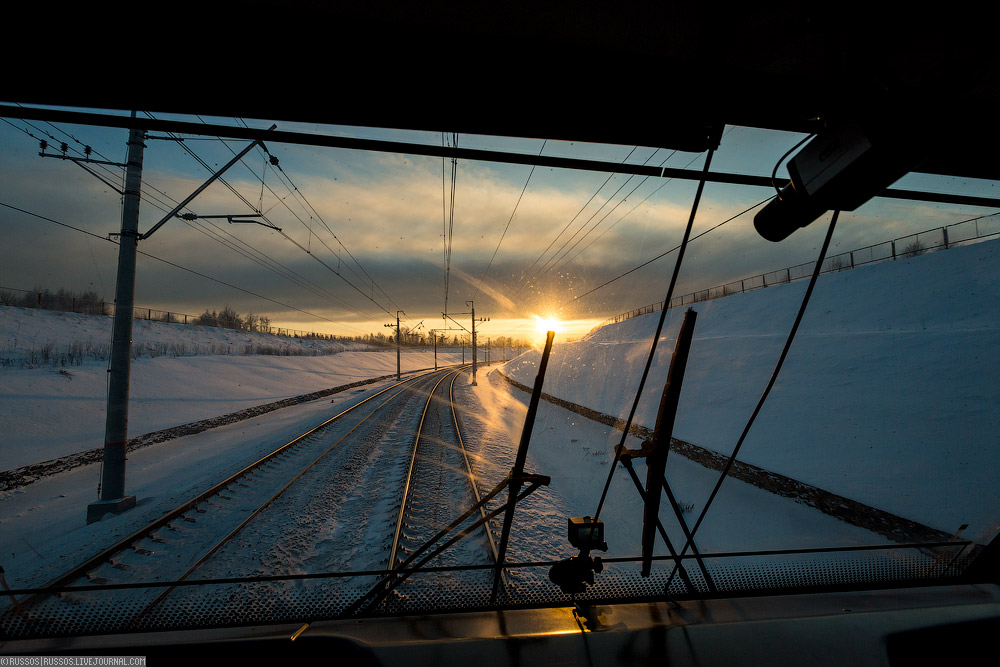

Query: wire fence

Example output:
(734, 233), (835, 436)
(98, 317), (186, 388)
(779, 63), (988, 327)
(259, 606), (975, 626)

(601, 212), (1000, 327)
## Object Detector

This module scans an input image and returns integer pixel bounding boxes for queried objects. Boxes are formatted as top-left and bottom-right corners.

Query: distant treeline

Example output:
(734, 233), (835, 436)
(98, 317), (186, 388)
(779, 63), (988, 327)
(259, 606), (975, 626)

(0, 287), (104, 314)
(0, 287), (533, 349)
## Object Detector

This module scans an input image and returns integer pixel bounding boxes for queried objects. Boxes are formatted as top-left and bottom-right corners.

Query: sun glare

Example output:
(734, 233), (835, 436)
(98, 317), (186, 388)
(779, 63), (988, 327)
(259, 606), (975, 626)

(534, 315), (562, 337)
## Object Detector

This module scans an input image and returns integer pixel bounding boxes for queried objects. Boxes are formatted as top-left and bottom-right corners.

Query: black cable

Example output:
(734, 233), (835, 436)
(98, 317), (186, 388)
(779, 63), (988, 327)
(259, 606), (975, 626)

(592, 147), (716, 523)
(771, 134), (814, 197)
(666, 209), (840, 587)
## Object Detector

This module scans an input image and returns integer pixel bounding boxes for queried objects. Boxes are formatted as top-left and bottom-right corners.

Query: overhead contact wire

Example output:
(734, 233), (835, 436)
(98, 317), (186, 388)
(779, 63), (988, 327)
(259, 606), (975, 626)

(473, 140), (547, 302)
(0, 201), (365, 331)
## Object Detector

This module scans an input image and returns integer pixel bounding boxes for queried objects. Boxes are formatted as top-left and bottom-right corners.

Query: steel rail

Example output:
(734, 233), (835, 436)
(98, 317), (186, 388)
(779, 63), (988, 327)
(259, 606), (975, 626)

(387, 368), (465, 569)
(14, 369), (442, 615)
(382, 364), (501, 602)
(129, 370), (449, 624)
(449, 369), (501, 563)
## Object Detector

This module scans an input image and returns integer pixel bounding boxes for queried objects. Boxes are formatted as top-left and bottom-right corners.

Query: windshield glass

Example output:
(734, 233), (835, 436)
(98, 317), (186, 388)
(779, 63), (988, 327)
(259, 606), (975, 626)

(1, 107), (996, 638)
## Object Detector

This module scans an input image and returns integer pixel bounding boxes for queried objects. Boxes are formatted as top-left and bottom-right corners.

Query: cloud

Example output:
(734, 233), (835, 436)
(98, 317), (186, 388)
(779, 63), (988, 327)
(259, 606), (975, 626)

(3, 121), (991, 337)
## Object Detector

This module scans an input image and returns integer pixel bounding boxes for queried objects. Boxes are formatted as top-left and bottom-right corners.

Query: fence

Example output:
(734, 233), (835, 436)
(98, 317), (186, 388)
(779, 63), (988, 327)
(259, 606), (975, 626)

(0, 287), (366, 343)
(601, 212), (1000, 327)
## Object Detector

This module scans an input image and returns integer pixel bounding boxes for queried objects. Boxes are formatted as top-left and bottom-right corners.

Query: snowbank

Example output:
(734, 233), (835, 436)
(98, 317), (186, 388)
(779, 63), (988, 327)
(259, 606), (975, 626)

(504, 239), (1000, 542)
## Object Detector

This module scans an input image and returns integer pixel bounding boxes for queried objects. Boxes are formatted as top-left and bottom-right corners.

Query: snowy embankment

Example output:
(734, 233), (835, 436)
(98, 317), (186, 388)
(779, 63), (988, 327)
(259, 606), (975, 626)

(0, 309), (462, 470)
(503, 239), (1000, 545)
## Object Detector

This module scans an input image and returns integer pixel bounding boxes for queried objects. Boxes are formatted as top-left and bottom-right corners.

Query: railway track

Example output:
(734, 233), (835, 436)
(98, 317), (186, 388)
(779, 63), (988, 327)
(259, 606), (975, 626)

(379, 367), (501, 608)
(1, 366), (482, 637)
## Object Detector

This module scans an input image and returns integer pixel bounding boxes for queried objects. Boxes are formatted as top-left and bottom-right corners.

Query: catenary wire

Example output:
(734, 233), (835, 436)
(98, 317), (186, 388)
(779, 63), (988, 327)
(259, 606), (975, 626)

(509, 146), (640, 298)
(0, 201), (368, 332)
(144, 115), (393, 317)
(472, 140), (548, 302)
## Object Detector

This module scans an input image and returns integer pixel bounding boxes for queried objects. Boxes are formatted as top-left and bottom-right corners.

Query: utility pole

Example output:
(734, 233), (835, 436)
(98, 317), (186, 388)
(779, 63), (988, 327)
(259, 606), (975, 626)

(471, 301), (477, 385)
(462, 301), (488, 386)
(429, 328), (445, 370)
(87, 118), (144, 524)
(384, 310), (403, 380)
(83, 120), (271, 523)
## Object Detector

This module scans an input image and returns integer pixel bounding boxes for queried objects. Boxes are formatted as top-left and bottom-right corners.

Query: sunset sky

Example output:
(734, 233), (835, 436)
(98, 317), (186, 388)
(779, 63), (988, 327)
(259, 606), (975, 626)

(1, 106), (995, 341)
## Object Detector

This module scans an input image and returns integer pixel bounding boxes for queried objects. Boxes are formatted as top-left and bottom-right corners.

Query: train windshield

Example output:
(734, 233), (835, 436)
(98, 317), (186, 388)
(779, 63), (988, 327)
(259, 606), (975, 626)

(0, 107), (997, 638)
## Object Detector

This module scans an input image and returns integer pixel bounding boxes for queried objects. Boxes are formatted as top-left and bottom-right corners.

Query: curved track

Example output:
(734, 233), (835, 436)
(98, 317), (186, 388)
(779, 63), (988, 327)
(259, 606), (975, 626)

(380, 368), (500, 607)
(1, 367), (484, 636)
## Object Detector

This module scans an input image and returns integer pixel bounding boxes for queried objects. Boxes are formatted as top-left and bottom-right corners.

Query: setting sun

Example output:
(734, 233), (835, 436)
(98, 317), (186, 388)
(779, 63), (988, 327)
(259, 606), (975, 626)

(534, 315), (562, 337)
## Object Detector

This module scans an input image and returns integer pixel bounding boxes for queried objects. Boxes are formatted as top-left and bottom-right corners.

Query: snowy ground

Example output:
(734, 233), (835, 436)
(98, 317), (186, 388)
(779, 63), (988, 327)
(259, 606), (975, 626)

(0, 307), (464, 468)
(0, 239), (996, 607)
(503, 239), (1000, 547)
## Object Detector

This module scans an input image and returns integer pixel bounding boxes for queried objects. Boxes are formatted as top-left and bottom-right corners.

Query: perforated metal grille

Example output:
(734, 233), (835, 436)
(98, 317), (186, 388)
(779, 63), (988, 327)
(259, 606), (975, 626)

(0, 548), (975, 640)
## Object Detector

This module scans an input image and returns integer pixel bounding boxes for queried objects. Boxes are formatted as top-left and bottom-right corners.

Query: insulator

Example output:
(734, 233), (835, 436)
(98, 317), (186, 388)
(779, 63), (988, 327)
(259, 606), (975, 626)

(84, 146), (92, 156)
(39, 140), (47, 150)
(269, 155), (279, 166)
(60, 142), (68, 153)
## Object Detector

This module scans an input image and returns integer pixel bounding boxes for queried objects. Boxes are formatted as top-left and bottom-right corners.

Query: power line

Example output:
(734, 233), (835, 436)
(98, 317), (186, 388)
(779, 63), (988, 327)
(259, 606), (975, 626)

(560, 196), (773, 309)
(5, 112), (395, 324)
(510, 146), (639, 297)
(139, 179), (375, 319)
(2, 116), (126, 193)
(211, 120), (398, 314)
(259, 145), (397, 310)
(0, 201), (370, 332)
(473, 140), (547, 302)
(530, 148), (684, 287)
(222, 117), (383, 294)
(143, 115), (394, 318)
(119, 133), (378, 321)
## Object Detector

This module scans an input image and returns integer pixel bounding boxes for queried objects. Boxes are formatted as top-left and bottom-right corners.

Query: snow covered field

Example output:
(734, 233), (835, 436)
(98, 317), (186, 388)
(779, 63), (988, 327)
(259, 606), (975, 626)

(0, 308), (464, 468)
(0, 239), (996, 602)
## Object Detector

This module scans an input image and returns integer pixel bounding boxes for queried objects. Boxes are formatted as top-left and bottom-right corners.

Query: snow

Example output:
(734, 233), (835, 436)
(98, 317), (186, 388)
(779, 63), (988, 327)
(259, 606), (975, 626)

(504, 239), (1000, 545)
(0, 307), (463, 468)
(0, 239), (997, 607)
